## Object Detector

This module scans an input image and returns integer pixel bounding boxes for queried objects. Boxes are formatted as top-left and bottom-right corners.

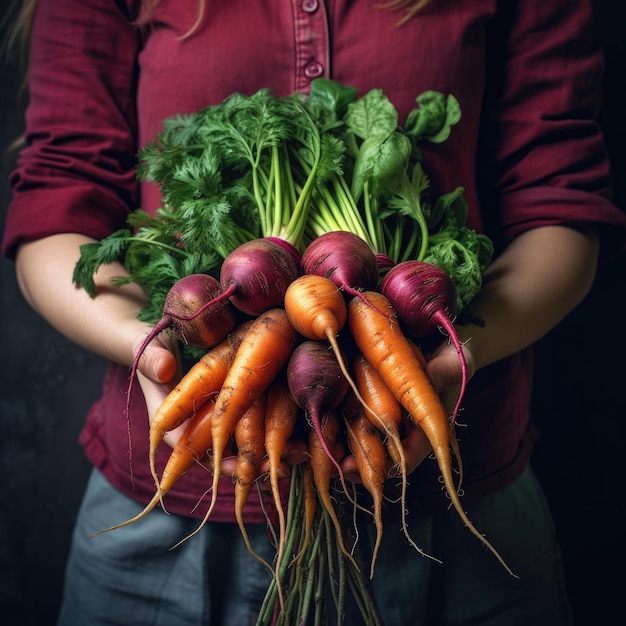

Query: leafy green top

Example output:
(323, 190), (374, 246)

(73, 79), (493, 333)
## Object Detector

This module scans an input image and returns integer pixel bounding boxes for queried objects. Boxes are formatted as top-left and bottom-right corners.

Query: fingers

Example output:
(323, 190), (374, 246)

(339, 454), (362, 484)
(254, 439), (310, 489)
(162, 420), (191, 450)
(401, 420), (432, 473)
(425, 340), (475, 394)
(278, 439), (309, 466)
(218, 448), (238, 476)
(194, 439), (311, 491)
(138, 370), (178, 425)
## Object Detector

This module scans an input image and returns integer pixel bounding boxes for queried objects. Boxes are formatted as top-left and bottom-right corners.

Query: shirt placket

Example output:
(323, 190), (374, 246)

(291, 0), (330, 93)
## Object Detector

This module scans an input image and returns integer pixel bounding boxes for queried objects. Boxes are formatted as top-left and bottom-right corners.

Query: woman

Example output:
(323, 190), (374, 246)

(3, 0), (625, 624)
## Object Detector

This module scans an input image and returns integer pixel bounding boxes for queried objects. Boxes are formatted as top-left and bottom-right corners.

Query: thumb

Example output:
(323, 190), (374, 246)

(425, 340), (475, 393)
(133, 331), (180, 384)
(424, 340), (475, 419)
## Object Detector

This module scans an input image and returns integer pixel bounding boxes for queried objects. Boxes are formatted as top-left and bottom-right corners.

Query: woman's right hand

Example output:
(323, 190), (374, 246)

(134, 332), (184, 447)
(136, 332), (310, 484)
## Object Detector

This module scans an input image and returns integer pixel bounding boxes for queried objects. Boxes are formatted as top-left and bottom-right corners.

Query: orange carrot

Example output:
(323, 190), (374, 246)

(352, 353), (404, 467)
(352, 352), (429, 556)
(409, 339), (428, 368)
(347, 291), (516, 577)
(284, 274), (347, 340)
(308, 409), (360, 572)
(92, 397), (217, 535)
(148, 320), (252, 487)
(233, 395), (275, 571)
(264, 373), (299, 578)
(410, 340), (464, 493)
(342, 392), (387, 579)
(184, 308), (300, 543)
(233, 394), (267, 491)
(284, 273), (384, 433)
(294, 460), (317, 564)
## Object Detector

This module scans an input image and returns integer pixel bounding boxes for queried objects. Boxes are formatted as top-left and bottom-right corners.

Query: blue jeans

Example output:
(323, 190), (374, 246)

(360, 466), (573, 625)
(57, 470), (275, 626)
(58, 467), (572, 625)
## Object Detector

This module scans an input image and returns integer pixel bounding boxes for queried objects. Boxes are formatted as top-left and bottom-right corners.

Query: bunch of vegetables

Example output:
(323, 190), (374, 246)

(74, 79), (510, 625)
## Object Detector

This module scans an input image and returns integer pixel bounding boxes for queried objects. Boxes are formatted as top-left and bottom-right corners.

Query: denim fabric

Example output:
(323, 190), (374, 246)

(57, 469), (273, 626)
(348, 466), (573, 626)
(57, 466), (572, 626)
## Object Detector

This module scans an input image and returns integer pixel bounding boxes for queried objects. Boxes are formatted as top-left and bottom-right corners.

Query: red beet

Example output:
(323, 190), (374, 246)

(300, 231), (379, 298)
(380, 260), (468, 422)
(216, 238), (301, 316)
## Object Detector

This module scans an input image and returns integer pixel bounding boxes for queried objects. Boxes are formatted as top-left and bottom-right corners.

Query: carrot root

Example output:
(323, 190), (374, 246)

(348, 291), (517, 577)
(175, 308), (299, 547)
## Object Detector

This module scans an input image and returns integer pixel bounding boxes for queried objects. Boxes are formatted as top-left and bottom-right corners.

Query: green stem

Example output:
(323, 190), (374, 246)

(280, 143), (298, 231)
(307, 199), (343, 234)
(282, 160), (319, 249)
(413, 207), (430, 261)
(261, 143), (278, 237)
(133, 237), (189, 257)
(333, 174), (374, 247)
(306, 177), (378, 253)
(326, 511), (346, 626)
(275, 114), (322, 248)
(257, 466), (305, 626)
(398, 218), (416, 261)
(314, 546), (328, 626)
(362, 181), (385, 254)
(298, 528), (323, 624)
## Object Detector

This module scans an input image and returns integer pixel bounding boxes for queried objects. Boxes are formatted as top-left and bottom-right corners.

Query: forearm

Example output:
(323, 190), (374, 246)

(15, 233), (151, 368)
(458, 225), (599, 370)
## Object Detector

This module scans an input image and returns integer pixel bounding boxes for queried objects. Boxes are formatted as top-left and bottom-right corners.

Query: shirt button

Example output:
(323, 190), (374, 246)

(304, 60), (324, 78)
(302, 0), (319, 13)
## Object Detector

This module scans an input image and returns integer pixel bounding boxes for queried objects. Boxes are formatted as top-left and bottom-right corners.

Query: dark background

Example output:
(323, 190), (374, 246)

(1, 2), (624, 625)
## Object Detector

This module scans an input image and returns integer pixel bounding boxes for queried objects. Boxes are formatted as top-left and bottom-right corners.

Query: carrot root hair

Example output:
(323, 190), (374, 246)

(174, 309), (299, 548)
(348, 291), (517, 577)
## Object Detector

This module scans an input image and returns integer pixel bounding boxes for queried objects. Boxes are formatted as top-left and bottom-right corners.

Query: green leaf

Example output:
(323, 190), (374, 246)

(430, 186), (468, 231)
(71, 230), (137, 296)
(344, 88), (398, 140)
(345, 91), (403, 202)
(306, 77), (358, 132)
(424, 226), (494, 314)
(404, 92), (462, 143)
(365, 132), (413, 197)
(423, 240), (481, 313)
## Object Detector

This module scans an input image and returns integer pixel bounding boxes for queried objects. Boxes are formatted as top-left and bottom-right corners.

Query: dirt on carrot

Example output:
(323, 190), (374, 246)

(184, 308), (300, 543)
(307, 409), (360, 572)
(148, 320), (252, 487)
(264, 373), (300, 580)
(348, 290), (516, 577)
(342, 391), (388, 579)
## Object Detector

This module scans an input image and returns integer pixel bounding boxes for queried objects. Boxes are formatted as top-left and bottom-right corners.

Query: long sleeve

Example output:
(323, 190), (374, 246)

(478, 0), (622, 257)
(2, 0), (142, 260)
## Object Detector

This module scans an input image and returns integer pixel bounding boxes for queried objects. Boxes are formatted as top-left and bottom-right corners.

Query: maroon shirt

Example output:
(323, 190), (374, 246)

(4, 0), (626, 522)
